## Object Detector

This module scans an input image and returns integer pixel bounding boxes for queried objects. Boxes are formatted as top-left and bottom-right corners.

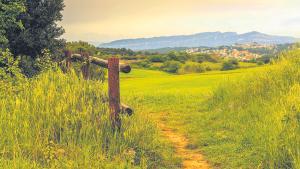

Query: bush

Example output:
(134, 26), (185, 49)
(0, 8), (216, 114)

(257, 61), (264, 65)
(191, 54), (219, 63)
(257, 55), (273, 64)
(221, 59), (239, 71)
(201, 62), (222, 71)
(19, 49), (57, 77)
(148, 55), (166, 62)
(0, 49), (24, 83)
(166, 52), (188, 63)
(178, 62), (206, 74)
(135, 60), (152, 68)
(66, 41), (98, 55)
(161, 61), (182, 73)
(35, 49), (57, 72)
(121, 55), (138, 60)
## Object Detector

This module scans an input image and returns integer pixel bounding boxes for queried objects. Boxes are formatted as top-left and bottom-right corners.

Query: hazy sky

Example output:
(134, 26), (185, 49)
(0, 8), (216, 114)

(60, 0), (300, 44)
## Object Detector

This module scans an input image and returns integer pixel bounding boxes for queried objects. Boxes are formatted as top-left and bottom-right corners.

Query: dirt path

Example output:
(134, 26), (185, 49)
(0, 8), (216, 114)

(159, 123), (211, 169)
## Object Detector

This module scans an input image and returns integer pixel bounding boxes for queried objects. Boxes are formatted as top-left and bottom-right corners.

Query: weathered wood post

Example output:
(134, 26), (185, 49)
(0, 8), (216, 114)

(81, 52), (90, 80)
(65, 53), (133, 130)
(65, 50), (72, 71)
(108, 58), (121, 130)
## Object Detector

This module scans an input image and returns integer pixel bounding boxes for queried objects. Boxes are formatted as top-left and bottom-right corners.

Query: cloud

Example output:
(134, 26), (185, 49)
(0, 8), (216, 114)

(60, 0), (300, 42)
(282, 17), (300, 26)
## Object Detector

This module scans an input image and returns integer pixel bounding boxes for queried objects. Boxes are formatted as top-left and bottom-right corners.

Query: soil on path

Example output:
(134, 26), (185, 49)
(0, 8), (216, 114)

(159, 123), (211, 169)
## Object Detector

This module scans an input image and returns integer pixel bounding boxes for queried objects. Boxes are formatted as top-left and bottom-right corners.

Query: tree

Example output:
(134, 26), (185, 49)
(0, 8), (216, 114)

(221, 59), (239, 71)
(67, 41), (98, 55)
(148, 55), (166, 62)
(161, 61), (181, 73)
(6, 0), (65, 58)
(0, 0), (25, 48)
(166, 51), (188, 63)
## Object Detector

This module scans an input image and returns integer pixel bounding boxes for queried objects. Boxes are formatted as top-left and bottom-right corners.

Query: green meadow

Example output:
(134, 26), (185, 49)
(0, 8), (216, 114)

(0, 70), (179, 169)
(121, 66), (266, 168)
(3, 1), (300, 168)
(1, 49), (300, 168)
(121, 49), (300, 168)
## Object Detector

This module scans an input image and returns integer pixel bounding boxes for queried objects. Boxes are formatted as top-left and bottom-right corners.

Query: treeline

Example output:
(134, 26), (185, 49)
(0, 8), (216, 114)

(132, 52), (247, 74)
(66, 41), (137, 56)
(64, 41), (271, 74)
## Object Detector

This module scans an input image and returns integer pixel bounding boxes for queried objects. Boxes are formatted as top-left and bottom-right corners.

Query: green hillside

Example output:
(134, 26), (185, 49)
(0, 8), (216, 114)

(121, 49), (300, 168)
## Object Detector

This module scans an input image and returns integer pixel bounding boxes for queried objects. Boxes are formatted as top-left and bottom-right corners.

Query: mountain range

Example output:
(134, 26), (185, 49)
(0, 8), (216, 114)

(99, 31), (298, 50)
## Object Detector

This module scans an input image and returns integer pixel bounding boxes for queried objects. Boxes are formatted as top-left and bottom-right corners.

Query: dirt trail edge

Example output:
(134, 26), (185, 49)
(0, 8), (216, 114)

(159, 123), (211, 169)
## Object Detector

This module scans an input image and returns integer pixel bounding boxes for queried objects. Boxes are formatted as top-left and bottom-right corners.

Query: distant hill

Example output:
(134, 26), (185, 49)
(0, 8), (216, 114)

(140, 47), (189, 54)
(99, 31), (297, 51)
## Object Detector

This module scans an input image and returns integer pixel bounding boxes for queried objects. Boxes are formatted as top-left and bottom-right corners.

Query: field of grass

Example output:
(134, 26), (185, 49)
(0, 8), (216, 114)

(0, 70), (179, 169)
(238, 62), (258, 69)
(121, 49), (300, 169)
(121, 67), (266, 168)
(207, 50), (300, 168)
(1, 49), (299, 168)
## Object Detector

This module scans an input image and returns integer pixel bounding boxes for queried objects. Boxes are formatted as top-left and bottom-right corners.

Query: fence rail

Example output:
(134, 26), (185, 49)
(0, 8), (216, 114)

(64, 50), (133, 130)
(69, 53), (131, 73)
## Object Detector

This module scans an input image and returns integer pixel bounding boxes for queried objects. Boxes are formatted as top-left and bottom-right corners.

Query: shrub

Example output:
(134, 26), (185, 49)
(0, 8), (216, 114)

(178, 62), (206, 74)
(66, 41), (98, 55)
(166, 52), (188, 63)
(135, 60), (152, 68)
(19, 49), (57, 77)
(201, 62), (222, 71)
(221, 59), (239, 71)
(148, 55), (166, 62)
(0, 49), (24, 83)
(121, 55), (138, 60)
(34, 49), (57, 72)
(257, 61), (264, 65)
(191, 54), (219, 63)
(161, 61), (182, 73)
(257, 55), (273, 64)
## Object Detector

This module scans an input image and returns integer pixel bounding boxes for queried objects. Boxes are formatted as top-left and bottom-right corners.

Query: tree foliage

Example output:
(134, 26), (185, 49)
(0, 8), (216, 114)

(0, 0), (25, 47)
(6, 0), (65, 58)
(161, 61), (182, 73)
(166, 51), (188, 63)
(67, 41), (98, 55)
(221, 59), (239, 71)
(0, 49), (24, 83)
(191, 54), (219, 63)
(98, 47), (136, 56)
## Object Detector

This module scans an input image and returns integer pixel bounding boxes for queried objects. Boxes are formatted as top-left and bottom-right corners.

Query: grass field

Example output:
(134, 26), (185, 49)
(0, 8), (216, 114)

(121, 67), (266, 168)
(0, 70), (179, 169)
(1, 50), (299, 168)
(121, 49), (300, 169)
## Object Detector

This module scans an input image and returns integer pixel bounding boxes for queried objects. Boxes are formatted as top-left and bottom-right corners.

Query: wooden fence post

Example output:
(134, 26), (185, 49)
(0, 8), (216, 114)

(65, 50), (72, 71)
(81, 52), (90, 80)
(108, 58), (121, 130)
(65, 53), (132, 130)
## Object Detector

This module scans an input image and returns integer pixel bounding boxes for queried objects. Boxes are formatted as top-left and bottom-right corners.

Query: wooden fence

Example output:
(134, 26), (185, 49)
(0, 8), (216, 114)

(64, 50), (133, 130)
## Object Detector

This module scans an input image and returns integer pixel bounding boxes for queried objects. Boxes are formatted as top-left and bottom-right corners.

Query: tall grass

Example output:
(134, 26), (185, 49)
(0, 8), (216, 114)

(208, 49), (300, 168)
(0, 70), (178, 168)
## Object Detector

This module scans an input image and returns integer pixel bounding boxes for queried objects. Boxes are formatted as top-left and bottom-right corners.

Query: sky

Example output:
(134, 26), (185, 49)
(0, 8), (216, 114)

(60, 0), (300, 44)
